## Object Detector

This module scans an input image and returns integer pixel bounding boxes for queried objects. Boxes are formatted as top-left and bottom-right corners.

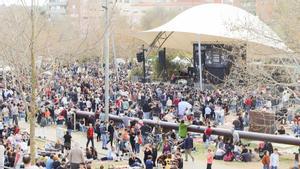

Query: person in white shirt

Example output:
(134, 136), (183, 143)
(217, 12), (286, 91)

(215, 105), (224, 125)
(215, 148), (226, 160)
(1, 105), (9, 125)
(205, 105), (212, 120)
(61, 96), (68, 106)
(166, 97), (172, 107)
(86, 100), (92, 112)
(12, 103), (19, 125)
(270, 148), (279, 169)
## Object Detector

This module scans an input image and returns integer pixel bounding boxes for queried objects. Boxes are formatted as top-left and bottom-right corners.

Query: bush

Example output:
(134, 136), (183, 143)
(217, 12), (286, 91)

(152, 56), (183, 81)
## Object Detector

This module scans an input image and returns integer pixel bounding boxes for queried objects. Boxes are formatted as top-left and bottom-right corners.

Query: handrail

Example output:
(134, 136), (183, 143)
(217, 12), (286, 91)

(75, 111), (300, 146)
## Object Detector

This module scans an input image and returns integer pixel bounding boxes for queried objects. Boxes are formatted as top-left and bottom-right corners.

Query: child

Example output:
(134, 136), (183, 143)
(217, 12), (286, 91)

(145, 155), (154, 169)
(207, 148), (214, 169)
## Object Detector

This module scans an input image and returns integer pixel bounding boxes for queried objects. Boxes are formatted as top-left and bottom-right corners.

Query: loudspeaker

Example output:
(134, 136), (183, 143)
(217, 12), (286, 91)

(136, 52), (144, 62)
(158, 48), (166, 68)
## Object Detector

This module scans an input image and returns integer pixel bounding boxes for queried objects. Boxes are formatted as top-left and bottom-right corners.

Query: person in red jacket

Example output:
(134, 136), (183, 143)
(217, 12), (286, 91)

(204, 125), (213, 141)
(244, 97), (252, 112)
(86, 123), (94, 148)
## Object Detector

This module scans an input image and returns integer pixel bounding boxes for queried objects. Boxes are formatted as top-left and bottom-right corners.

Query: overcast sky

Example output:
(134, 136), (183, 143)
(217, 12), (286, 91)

(0, 0), (47, 6)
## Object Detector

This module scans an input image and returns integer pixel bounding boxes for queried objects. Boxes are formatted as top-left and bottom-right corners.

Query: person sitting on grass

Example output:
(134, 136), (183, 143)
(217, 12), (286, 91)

(145, 155), (154, 169)
(128, 153), (143, 168)
(100, 147), (118, 161)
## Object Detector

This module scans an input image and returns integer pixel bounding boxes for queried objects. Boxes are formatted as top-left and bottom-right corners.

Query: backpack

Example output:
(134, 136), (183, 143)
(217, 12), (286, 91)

(223, 152), (234, 161)
(138, 135), (143, 145)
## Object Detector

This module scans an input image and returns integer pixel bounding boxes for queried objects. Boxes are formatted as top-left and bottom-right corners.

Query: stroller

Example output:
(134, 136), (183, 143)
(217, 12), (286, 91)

(119, 141), (130, 157)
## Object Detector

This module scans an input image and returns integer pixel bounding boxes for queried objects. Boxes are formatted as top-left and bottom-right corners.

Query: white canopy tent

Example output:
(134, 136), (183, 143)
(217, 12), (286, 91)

(136, 4), (291, 58)
(171, 56), (191, 65)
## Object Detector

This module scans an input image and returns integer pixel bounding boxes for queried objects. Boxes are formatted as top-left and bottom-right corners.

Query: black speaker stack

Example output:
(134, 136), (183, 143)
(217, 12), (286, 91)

(158, 48), (166, 69)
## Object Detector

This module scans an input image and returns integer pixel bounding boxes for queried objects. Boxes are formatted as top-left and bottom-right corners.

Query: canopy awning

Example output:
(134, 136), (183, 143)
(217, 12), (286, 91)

(136, 4), (291, 57)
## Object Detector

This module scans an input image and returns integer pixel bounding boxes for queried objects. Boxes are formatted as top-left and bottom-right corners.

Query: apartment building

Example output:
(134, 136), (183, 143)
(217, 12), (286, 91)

(48, 0), (68, 16)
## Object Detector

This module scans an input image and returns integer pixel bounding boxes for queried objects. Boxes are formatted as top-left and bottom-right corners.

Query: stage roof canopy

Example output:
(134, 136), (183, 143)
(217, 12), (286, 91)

(136, 4), (290, 55)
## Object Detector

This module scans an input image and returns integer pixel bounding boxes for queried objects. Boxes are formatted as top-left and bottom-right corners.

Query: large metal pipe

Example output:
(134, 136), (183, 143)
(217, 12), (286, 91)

(76, 111), (300, 146)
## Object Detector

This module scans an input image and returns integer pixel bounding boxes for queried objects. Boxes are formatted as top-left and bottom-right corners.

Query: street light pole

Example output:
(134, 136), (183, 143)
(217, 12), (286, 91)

(142, 44), (146, 84)
(112, 32), (119, 82)
(104, 0), (110, 122)
(198, 39), (203, 91)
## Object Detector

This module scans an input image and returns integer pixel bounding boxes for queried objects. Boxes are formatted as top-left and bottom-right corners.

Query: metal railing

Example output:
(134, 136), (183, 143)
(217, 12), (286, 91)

(76, 111), (300, 146)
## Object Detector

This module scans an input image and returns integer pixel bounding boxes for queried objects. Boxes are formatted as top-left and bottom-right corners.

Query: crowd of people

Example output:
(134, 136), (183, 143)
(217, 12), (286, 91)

(0, 60), (299, 169)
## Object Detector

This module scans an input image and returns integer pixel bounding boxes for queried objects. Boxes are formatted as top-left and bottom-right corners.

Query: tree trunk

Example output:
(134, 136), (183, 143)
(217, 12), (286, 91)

(29, 0), (37, 164)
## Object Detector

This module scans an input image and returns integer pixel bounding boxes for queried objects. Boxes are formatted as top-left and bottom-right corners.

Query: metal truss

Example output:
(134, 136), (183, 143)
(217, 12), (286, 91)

(146, 31), (174, 56)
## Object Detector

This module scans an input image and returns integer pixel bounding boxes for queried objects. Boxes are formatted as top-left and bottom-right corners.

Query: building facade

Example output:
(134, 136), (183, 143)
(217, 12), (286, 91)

(48, 0), (68, 16)
(46, 0), (275, 26)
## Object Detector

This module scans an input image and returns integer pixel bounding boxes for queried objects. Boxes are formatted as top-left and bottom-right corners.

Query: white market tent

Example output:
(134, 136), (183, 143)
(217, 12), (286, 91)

(136, 4), (290, 58)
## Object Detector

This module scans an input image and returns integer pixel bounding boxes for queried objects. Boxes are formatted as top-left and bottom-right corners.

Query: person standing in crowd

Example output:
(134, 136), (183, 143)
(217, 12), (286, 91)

(68, 143), (85, 169)
(63, 131), (72, 153)
(107, 121), (115, 148)
(86, 123), (94, 148)
(206, 148), (214, 169)
(135, 131), (143, 154)
(14, 145), (23, 169)
(0, 120), (3, 138)
(100, 121), (108, 150)
(184, 133), (194, 162)
(152, 145), (158, 167)
(204, 125), (213, 143)
(12, 103), (19, 125)
(293, 122), (300, 137)
(144, 146), (152, 165)
(205, 104), (212, 122)
(270, 148), (279, 169)
(129, 127), (136, 154)
(261, 151), (270, 169)
(95, 120), (101, 142)
(179, 120), (188, 139)
(143, 99), (152, 120)
(162, 139), (171, 154)
(66, 118), (74, 135)
(2, 105), (9, 125)
(294, 153), (299, 169)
